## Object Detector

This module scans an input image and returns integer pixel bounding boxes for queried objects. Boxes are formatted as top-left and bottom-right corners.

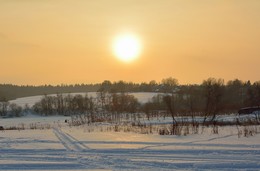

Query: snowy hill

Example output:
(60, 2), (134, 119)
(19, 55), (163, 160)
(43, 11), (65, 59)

(9, 92), (160, 107)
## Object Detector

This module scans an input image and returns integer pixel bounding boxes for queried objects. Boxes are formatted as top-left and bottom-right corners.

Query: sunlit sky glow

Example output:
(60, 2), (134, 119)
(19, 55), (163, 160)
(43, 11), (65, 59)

(0, 0), (260, 85)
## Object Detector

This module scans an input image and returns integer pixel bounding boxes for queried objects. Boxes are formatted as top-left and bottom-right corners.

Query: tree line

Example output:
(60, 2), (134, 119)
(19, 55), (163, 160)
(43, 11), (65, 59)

(0, 84), (100, 101)
(0, 78), (191, 100)
(32, 92), (139, 124)
(0, 78), (260, 123)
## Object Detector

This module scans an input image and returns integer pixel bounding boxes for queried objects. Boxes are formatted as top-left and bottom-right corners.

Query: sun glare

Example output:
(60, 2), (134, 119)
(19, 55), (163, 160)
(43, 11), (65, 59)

(113, 33), (141, 62)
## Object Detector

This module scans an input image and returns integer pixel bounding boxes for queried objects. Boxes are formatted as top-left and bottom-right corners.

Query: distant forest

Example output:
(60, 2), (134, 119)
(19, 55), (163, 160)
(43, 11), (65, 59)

(0, 78), (173, 100)
(0, 84), (100, 100)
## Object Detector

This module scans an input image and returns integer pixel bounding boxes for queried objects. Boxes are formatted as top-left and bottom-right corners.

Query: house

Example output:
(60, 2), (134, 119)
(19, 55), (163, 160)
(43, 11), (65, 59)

(238, 106), (260, 115)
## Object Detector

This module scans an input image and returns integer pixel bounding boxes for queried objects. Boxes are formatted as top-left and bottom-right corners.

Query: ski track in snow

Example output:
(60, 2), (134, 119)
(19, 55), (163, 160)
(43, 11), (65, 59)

(52, 128), (260, 170)
(0, 128), (259, 170)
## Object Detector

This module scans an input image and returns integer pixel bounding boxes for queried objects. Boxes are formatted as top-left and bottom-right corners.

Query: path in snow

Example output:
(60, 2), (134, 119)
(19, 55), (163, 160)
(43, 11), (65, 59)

(53, 128), (90, 152)
(52, 128), (260, 170)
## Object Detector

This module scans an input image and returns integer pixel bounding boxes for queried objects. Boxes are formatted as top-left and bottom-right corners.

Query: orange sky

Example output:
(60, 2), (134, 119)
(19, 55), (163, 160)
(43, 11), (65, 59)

(0, 0), (260, 85)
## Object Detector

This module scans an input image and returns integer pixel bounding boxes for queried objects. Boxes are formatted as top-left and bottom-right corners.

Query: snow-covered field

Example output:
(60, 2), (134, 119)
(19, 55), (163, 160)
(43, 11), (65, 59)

(1, 124), (260, 171)
(1, 93), (260, 170)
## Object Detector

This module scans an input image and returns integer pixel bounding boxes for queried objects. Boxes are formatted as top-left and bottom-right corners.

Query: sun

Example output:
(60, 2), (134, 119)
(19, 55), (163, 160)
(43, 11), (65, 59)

(113, 33), (141, 62)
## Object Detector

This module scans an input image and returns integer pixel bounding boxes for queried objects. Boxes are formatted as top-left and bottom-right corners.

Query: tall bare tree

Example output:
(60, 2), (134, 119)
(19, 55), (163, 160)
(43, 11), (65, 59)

(202, 78), (224, 123)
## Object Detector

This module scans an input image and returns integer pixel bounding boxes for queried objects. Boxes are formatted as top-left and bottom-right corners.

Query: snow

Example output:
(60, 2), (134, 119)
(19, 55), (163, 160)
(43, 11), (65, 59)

(9, 92), (159, 107)
(1, 93), (260, 170)
(0, 114), (69, 128)
(0, 122), (260, 170)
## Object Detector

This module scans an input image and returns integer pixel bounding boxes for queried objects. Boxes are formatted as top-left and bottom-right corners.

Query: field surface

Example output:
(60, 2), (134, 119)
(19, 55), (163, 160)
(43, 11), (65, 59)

(1, 124), (260, 171)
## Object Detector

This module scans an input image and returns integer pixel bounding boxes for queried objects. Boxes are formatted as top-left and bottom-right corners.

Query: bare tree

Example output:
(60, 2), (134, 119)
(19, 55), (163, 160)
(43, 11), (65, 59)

(163, 95), (178, 134)
(56, 93), (65, 115)
(9, 103), (22, 117)
(0, 98), (9, 116)
(202, 78), (224, 123)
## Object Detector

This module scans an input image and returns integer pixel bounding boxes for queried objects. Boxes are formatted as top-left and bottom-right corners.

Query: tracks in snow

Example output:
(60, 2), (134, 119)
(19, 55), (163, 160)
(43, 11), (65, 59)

(52, 128), (260, 170)
(53, 128), (130, 170)
(53, 128), (95, 168)
(53, 127), (89, 152)
(53, 128), (116, 170)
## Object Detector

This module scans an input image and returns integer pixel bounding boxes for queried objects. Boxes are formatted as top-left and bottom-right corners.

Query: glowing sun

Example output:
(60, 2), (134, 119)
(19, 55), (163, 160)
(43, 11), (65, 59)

(113, 33), (141, 62)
